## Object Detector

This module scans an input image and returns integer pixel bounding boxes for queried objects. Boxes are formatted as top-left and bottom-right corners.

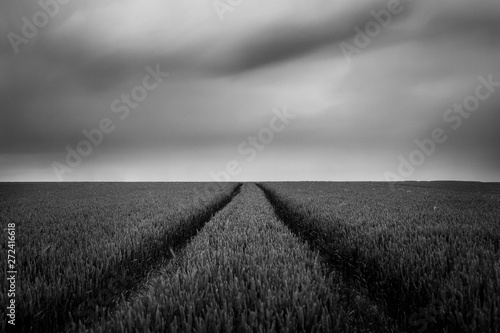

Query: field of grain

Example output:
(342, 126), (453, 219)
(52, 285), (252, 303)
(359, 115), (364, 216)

(1, 181), (499, 332)
(0, 182), (239, 332)
(260, 181), (500, 332)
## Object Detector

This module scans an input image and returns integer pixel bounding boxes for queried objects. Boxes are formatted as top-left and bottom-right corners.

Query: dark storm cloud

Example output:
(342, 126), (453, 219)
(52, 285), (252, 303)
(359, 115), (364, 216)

(202, 1), (491, 76)
(222, 0), (500, 75)
(202, 0), (418, 74)
(426, 1), (500, 34)
(1, 0), (500, 181)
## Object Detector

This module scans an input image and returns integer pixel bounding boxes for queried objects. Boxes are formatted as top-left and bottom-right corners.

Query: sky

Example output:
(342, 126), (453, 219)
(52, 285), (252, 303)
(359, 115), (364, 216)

(0, 0), (499, 182)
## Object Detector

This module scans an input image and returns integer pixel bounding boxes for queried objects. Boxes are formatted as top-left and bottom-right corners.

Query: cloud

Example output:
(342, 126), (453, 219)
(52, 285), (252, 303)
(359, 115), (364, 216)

(1, 0), (500, 181)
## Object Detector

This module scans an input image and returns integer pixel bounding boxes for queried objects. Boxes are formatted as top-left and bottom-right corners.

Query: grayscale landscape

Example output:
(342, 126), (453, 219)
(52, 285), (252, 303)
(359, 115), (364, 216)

(1, 0), (499, 332)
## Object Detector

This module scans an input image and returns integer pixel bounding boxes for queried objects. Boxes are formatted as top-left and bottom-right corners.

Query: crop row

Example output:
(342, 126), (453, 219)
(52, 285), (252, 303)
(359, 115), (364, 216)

(0, 182), (240, 332)
(82, 183), (397, 333)
(259, 182), (500, 332)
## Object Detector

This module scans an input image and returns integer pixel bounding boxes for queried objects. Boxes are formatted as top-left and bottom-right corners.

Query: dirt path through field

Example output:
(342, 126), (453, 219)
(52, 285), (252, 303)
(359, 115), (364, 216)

(81, 183), (397, 332)
(257, 183), (399, 332)
(64, 184), (242, 332)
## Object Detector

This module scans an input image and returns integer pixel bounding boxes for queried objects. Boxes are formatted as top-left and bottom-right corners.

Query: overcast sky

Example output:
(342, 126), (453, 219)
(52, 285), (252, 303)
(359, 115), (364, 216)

(1, 0), (499, 181)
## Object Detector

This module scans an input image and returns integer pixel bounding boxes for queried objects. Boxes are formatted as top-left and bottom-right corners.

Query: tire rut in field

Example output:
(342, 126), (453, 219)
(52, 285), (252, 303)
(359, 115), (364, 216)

(61, 183), (242, 332)
(85, 183), (361, 332)
(257, 183), (400, 332)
